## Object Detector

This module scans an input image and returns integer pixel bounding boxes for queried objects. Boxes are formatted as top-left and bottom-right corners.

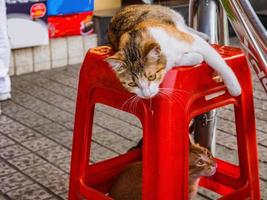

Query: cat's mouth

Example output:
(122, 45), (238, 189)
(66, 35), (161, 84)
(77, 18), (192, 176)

(138, 94), (157, 99)
(137, 88), (159, 99)
(208, 166), (217, 176)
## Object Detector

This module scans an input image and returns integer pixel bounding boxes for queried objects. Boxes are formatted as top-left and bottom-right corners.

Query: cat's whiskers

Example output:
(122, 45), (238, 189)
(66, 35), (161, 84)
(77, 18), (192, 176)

(158, 89), (185, 105)
(128, 95), (140, 114)
(134, 96), (141, 113)
(122, 95), (137, 111)
(127, 96), (136, 113)
(206, 175), (214, 187)
(157, 91), (174, 102)
(165, 90), (186, 104)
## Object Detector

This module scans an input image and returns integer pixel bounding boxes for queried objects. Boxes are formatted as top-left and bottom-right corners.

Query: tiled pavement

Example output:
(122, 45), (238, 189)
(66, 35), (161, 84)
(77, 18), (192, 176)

(0, 53), (267, 199)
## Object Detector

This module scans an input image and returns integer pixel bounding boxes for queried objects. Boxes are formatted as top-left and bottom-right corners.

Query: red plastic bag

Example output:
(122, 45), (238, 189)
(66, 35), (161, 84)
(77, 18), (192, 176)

(48, 11), (94, 38)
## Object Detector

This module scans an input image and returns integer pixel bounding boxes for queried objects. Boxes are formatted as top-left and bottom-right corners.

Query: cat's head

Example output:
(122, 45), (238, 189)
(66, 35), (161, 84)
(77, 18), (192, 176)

(105, 39), (167, 99)
(189, 137), (217, 177)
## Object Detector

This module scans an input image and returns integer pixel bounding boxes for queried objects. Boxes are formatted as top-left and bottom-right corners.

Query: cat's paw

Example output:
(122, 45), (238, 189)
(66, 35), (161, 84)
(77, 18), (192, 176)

(180, 52), (204, 66)
(225, 78), (242, 96)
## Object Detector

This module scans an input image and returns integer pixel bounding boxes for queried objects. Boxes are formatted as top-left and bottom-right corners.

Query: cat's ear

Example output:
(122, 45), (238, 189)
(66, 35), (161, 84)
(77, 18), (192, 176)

(189, 134), (195, 146)
(146, 43), (161, 62)
(105, 55), (125, 72)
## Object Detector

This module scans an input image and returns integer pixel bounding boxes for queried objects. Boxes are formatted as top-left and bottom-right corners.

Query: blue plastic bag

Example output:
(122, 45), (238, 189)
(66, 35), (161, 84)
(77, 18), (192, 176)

(47, 0), (94, 16)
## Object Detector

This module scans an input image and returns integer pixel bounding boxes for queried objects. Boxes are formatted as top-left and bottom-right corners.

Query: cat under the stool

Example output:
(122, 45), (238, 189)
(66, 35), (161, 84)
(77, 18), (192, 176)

(108, 137), (216, 200)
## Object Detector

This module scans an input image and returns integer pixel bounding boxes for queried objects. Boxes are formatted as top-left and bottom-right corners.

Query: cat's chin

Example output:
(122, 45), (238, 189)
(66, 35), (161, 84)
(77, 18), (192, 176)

(137, 93), (157, 99)
(207, 167), (217, 176)
(138, 95), (155, 99)
(135, 90), (158, 99)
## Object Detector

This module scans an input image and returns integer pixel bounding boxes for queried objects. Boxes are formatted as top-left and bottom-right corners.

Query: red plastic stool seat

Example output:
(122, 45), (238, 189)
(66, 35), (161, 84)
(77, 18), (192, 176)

(68, 45), (260, 200)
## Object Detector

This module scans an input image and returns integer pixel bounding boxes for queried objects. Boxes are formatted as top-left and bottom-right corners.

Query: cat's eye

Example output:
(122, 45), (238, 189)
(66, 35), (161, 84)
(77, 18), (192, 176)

(128, 82), (138, 87)
(197, 160), (204, 166)
(118, 65), (125, 72)
(148, 74), (156, 81)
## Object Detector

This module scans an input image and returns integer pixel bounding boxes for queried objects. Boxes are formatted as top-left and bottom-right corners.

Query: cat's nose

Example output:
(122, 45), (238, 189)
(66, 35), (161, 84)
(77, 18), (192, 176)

(141, 89), (156, 99)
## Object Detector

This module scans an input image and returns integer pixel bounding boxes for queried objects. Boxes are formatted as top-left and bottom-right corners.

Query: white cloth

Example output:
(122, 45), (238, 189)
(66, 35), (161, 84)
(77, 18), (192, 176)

(0, 0), (11, 94)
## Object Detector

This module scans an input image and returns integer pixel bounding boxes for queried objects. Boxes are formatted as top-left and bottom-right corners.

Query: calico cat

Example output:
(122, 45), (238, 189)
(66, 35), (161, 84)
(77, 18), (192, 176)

(106, 5), (241, 99)
(108, 139), (216, 200)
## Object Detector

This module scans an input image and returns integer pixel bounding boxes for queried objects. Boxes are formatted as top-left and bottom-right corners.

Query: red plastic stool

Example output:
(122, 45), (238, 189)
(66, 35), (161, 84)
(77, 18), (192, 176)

(68, 45), (260, 200)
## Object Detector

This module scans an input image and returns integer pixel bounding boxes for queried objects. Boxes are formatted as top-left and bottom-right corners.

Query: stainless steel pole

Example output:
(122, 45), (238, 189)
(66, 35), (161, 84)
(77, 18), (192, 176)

(220, 0), (267, 94)
(189, 0), (228, 155)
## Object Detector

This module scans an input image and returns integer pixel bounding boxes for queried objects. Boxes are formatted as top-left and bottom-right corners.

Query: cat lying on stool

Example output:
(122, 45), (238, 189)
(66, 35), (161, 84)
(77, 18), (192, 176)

(106, 5), (241, 99)
(109, 139), (216, 200)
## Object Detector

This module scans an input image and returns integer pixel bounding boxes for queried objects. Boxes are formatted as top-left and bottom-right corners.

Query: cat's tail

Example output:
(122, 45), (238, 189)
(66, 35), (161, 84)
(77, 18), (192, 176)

(193, 38), (241, 96)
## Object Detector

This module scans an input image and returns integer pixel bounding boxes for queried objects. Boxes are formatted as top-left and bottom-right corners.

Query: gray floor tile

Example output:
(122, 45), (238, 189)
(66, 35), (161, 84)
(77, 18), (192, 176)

(198, 187), (221, 199)
(53, 157), (71, 173)
(45, 174), (69, 195)
(6, 109), (51, 128)
(0, 172), (33, 193)
(260, 180), (267, 200)
(33, 123), (68, 136)
(92, 129), (136, 153)
(46, 198), (61, 200)
(40, 72), (78, 89)
(104, 139), (136, 154)
(216, 134), (238, 150)
(62, 121), (74, 131)
(23, 163), (65, 186)
(0, 160), (16, 177)
(21, 137), (58, 152)
(20, 74), (77, 100)
(11, 90), (74, 124)
(255, 119), (267, 134)
(44, 131), (73, 149)
(0, 194), (9, 200)
(59, 192), (68, 200)
(6, 184), (52, 200)
(96, 104), (142, 128)
(217, 118), (236, 135)
(258, 145), (267, 163)
(257, 131), (267, 144)
(259, 162), (267, 181)
(195, 194), (210, 200)
(0, 134), (15, 148)
(90, 144), (118, 163)
(0, 121), (27, 135)
(8, 153), (47, 171)
(12, 78), (75, 113)
(8, 128), (42, 143)
(0, 145), (30, 160)
(36, 146), (71, 163)
(1, 101), (25, 115)
(0, 115), (14, 125)
(216, 145), (239, 165)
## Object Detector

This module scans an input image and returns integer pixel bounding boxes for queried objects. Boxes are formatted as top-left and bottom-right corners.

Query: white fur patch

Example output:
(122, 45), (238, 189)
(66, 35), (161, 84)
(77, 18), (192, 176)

(148, 26), (241, 97)
(148, 27), (191, 69)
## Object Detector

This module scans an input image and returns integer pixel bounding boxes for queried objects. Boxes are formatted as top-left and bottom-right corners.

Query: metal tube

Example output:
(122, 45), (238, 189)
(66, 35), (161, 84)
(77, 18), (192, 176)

(220, 0), (267, 93)
(189, 0), (229, 155)
(218, 3), (229, 45)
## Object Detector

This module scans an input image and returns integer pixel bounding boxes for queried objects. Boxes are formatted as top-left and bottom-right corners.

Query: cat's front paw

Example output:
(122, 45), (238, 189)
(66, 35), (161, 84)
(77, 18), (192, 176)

(226, 79), (242, 96)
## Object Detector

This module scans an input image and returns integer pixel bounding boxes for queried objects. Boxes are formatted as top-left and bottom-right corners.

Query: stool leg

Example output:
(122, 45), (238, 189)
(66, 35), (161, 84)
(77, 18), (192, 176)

(235, 93), (260, 200)
(69, 95), (95, 200)
(142, 104), (189, 200)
